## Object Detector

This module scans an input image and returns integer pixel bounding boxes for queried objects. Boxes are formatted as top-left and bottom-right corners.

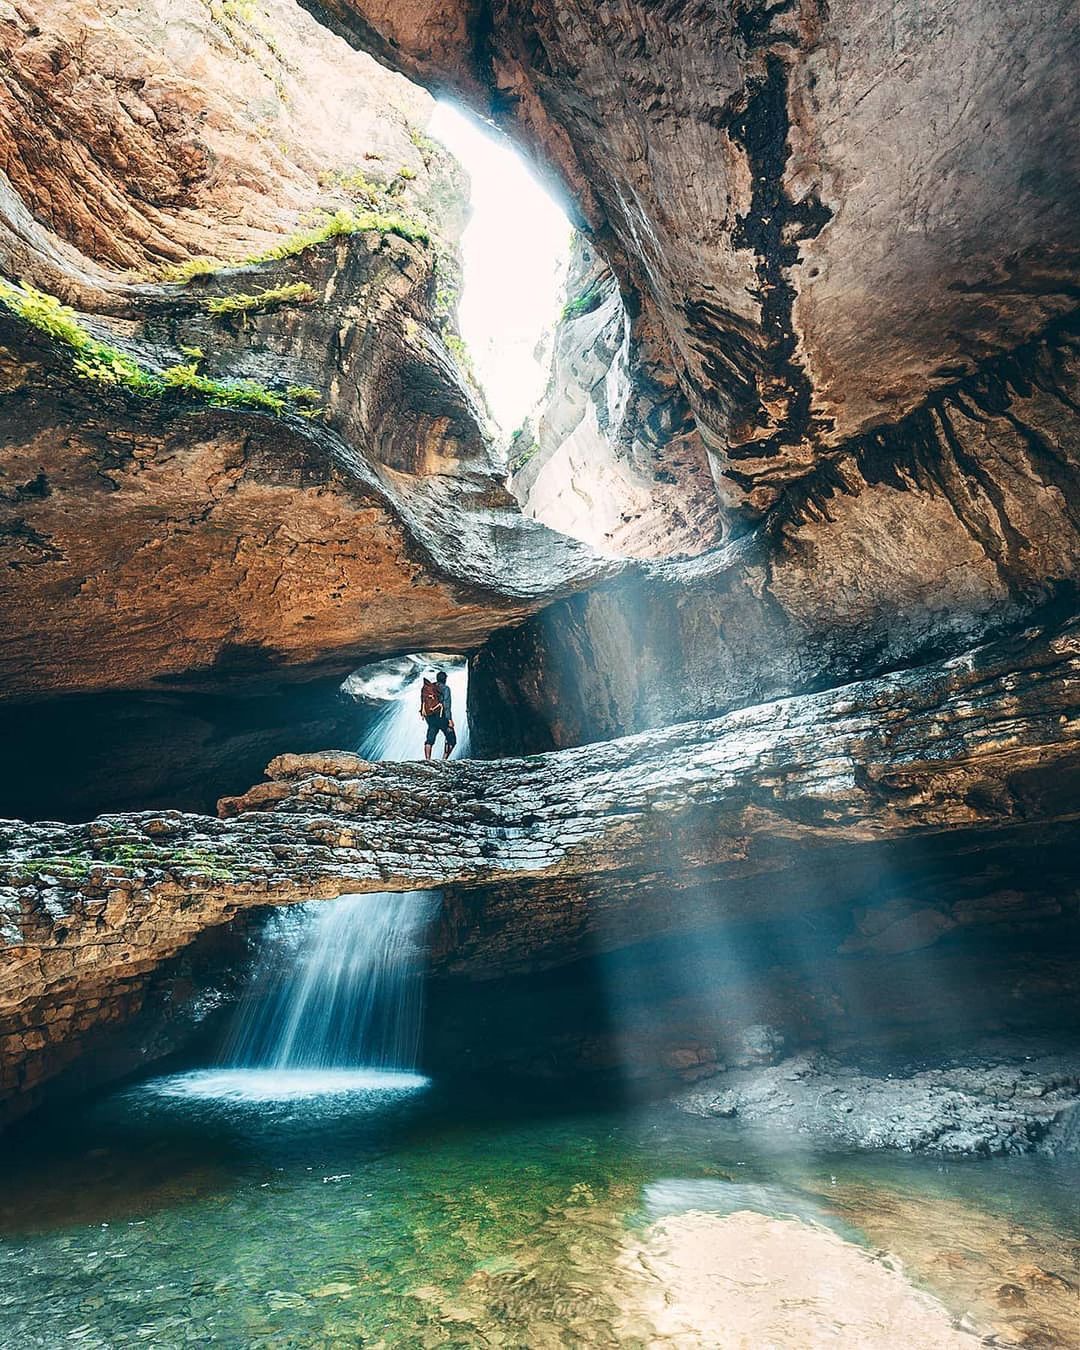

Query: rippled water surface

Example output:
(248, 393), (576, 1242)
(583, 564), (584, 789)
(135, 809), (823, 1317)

(1, 1073), (1078, 1346)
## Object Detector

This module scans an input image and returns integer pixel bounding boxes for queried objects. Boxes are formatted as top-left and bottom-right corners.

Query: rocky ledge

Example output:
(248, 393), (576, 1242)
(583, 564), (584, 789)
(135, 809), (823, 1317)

(1, 618), (1077, 1120)
(0, 230), (611, 702)
(675, 1042), (1080, 1157)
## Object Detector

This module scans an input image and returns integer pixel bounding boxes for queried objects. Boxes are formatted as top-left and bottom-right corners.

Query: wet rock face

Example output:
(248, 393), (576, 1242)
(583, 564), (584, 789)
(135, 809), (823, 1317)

(312, 0), (1080, 522)
(510, 237), (721, 557)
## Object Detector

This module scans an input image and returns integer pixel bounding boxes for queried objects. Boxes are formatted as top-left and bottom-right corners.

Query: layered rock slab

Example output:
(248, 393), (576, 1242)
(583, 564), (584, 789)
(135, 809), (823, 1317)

(1, 619), (1077, 1119)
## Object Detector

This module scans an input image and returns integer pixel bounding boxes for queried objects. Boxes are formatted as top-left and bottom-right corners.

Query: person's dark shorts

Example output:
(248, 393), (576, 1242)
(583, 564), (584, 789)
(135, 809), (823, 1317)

(425, 714), (457, 749)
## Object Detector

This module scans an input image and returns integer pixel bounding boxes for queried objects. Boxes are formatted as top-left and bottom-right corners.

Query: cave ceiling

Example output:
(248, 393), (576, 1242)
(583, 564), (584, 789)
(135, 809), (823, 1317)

(310, 0), (1080, 519)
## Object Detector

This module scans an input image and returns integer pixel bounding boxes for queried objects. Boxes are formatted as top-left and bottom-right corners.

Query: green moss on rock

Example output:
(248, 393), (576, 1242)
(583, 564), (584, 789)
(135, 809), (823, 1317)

(0, 280), (318, 417)
(561, 286), (605, 322)
(205, 281), (317, 319)
(158, 207), (430, 284)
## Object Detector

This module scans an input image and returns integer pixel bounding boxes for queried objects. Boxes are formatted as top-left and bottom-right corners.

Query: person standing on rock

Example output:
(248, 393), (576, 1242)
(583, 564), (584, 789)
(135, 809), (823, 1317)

(420, 669), (457, 760)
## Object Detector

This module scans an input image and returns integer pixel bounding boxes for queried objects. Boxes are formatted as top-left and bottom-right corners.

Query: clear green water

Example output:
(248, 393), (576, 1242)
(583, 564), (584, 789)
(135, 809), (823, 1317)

(1, 1070), (1078, 1347)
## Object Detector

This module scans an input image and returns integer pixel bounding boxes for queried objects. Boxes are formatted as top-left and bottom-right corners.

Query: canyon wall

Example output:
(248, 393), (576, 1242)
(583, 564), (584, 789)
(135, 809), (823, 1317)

(0, 0), (610, 808)
(287, 0), (1080, 754)
(509, 237), (721, 558)
(308, 0), (1079, 523)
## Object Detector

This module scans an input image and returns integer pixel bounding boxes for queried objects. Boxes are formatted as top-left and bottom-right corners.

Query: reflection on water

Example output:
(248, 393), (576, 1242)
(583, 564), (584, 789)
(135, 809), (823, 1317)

(0, 1078), (1077, 1347)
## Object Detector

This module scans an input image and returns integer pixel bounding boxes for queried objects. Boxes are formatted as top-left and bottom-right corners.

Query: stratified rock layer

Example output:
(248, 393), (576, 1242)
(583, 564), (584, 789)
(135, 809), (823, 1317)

(0, 0), (458, 274)
(0, 0), (614, 709)
(0, 243), (608, 699)
(1, 620), (1077, 1119)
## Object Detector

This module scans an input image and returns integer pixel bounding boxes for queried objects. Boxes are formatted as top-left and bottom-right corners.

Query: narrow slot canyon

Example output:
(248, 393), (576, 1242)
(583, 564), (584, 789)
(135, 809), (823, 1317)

(1, 0), (1079, 1344)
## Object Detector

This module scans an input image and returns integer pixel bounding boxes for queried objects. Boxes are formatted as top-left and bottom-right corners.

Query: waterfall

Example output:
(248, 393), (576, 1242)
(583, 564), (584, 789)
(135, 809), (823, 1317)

(220, 891), (438, 1072)
(216, 657), (467, 1081)
(358, 661), (470, 761)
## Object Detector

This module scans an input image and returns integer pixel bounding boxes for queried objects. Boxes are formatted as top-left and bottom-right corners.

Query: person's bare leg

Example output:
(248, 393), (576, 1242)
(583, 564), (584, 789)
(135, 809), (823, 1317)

(424, 742), (432, 760)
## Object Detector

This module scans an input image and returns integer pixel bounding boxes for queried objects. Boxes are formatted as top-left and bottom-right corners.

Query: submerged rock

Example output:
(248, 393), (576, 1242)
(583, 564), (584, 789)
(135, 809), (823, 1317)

(617, 1210), (975, 1348)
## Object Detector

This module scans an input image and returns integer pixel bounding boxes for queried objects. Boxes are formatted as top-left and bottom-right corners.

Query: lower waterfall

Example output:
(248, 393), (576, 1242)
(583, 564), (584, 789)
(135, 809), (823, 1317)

(214, 656), (466, 1081)
(220, 890), (439, 1073)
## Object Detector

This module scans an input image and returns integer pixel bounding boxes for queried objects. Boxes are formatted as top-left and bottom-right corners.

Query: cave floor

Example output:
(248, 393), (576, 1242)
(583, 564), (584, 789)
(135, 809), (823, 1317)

(1, 1073), (1078, 1347)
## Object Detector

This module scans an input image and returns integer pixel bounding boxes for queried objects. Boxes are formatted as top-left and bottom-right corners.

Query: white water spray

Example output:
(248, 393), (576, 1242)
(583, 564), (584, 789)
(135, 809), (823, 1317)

(220, 891), (439, 1072)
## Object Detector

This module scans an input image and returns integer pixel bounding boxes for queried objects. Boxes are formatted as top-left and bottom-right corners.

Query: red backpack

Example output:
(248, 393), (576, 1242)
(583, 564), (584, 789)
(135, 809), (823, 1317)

(420, 678), (444, 717)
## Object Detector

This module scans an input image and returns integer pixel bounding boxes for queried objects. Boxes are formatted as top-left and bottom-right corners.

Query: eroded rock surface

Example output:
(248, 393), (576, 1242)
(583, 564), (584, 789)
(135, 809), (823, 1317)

(1, 620), (1077, 1119)
(0, 0), (458, 275)
(510, 237), (720, 557)
(0, 0), (614, 703)
(675, 1047), (1080, 1156)
(310, 0), (1080, 520)
(0, 249), (609, 698)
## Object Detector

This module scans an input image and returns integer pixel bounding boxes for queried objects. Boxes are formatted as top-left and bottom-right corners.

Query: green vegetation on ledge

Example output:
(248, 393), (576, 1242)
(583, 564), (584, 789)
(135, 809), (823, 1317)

(561, 285), (605, 322)
(0, 280), (321, 418)
(204, 281), (317, 320)
(158, 208), (430, 284)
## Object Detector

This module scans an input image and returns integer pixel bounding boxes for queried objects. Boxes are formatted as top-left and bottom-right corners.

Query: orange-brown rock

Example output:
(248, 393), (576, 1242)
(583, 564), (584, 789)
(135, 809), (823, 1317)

(316, 0), (1080, 521)
(0, 0), (458, 275)
(0, 236), (611, 699)
(0, 0), (623, 707)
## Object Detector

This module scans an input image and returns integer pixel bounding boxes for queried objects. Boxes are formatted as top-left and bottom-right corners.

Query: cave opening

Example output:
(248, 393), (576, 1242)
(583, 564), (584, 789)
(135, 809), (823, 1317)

(427, 101), (572, 436)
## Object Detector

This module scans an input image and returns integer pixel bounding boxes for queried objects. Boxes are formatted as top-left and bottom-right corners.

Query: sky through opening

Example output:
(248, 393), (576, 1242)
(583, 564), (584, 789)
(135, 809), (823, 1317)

(427, 102), (571, 435)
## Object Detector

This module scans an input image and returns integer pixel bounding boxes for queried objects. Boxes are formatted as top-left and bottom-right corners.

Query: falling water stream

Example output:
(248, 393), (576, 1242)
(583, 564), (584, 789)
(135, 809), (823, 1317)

(177, 659), (467, 1100)
(218, 890), (439, 1076)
